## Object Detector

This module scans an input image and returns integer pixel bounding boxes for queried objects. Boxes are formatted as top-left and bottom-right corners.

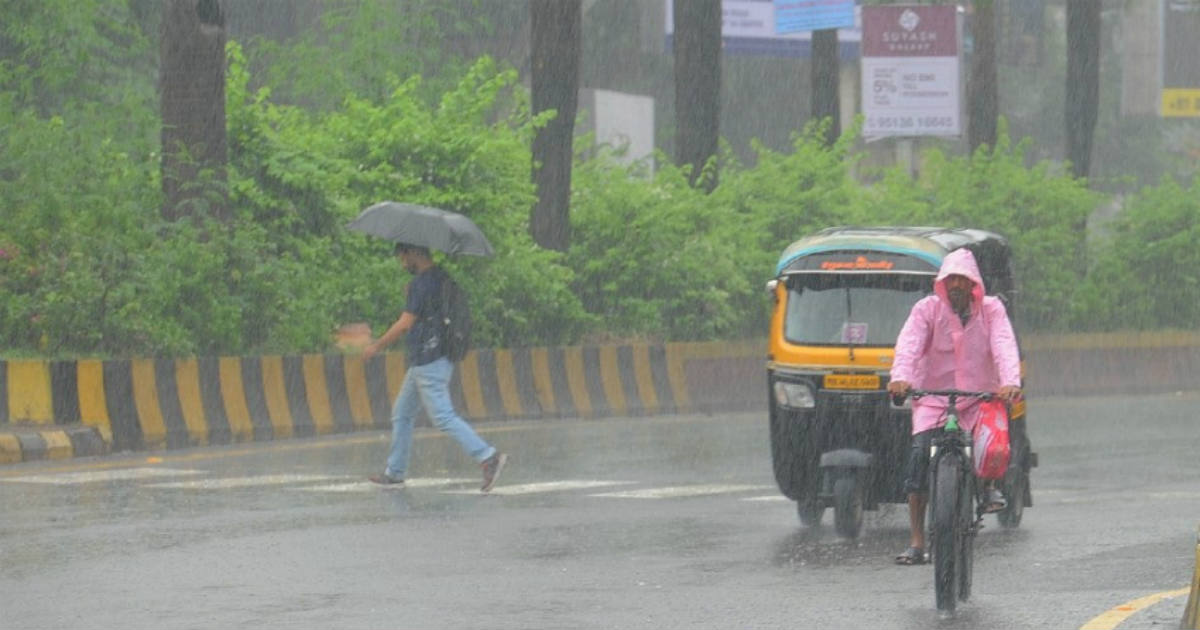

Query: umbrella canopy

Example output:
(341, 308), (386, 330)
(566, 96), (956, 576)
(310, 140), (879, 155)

(347, 201), (495, 257)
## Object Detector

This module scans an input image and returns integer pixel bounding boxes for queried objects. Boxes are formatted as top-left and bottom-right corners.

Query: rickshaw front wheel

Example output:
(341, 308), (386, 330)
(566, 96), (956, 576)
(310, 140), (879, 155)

(833, 475), (865, 539)
(797, 497), (825, 527)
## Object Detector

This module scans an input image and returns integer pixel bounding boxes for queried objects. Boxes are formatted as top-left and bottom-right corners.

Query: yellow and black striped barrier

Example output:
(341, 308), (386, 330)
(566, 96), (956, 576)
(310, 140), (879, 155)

(3, 332), (1197, 463)
(0, 341), (763, 462)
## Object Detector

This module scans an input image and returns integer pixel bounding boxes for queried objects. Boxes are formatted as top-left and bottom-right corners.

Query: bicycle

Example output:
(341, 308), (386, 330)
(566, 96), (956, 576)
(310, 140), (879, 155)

(903, 388), (997, 613)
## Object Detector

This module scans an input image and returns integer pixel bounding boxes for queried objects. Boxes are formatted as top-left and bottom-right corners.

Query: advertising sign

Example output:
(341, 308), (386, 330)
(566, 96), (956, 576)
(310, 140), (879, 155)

(860, 5), (961, 137)
(773, 0), (856, 34)
(1162, 0), (1200, 117)
(665, 0), (860, 59)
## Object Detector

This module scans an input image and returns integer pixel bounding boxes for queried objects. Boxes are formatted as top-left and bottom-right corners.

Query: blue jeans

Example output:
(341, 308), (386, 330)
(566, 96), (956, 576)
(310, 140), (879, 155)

(385, 357), (495, 478)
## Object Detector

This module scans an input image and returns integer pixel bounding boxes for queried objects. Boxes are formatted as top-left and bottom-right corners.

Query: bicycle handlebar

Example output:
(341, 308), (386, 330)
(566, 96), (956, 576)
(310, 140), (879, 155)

(891, 388), (996, 407)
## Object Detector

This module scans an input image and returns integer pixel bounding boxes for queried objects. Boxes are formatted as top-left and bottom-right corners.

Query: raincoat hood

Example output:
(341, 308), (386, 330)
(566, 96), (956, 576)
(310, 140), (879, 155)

(890, 246), (1022, 434)
(934, 248), (986, 309)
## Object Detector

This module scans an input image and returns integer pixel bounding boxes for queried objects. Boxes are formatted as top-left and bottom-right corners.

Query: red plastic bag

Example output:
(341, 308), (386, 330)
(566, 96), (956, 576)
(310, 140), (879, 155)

(973, 399), (1011, 480)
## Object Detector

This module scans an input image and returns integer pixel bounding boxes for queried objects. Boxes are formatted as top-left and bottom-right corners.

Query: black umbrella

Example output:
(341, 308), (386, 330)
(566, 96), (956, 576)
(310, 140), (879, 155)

(347, 201), (495, 257)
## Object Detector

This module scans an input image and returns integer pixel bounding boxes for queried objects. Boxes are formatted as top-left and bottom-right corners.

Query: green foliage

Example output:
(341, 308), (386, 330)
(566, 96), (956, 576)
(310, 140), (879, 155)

(240, 0), (509, 111)
(0, 0), (157, 114)
(857, 124), (1100, 330)
(3, 2), (1196, 361)
(569, 149), (741, 341)
(1070, 175), (1200, 330)
(226, 49), (591, 351)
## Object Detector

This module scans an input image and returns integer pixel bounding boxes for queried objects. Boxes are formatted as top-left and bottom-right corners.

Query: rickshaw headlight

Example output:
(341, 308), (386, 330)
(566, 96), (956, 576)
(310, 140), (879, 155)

(774, 381), (815, 409)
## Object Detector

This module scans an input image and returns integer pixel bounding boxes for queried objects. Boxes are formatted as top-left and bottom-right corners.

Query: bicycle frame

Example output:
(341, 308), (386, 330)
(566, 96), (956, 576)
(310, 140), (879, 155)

(908, 389), (994, 612)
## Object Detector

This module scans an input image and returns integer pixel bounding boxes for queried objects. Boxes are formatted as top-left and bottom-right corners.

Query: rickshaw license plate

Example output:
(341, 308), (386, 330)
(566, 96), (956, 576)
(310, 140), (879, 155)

(823, 374), (881, 390)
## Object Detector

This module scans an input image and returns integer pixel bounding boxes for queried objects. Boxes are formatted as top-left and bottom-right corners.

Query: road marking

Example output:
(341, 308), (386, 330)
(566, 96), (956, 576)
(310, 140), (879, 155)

(742, 495), (790, 502)
(443, 480), (638, 496)
(296, 478), (474, 492)
(590, 484), (774, 499)
(145, 473), (349, 489)
(1079, 588), (1189, 630)
(0, 467), (206, 484)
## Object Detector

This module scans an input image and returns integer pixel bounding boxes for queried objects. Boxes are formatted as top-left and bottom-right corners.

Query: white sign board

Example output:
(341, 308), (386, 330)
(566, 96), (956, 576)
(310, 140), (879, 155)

(861, 5), (961, 138)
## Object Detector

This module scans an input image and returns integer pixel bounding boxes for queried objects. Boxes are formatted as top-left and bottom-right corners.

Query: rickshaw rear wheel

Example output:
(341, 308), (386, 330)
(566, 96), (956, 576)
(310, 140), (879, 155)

(997, 468), (1026, 528)
(797, 498), (825, 527)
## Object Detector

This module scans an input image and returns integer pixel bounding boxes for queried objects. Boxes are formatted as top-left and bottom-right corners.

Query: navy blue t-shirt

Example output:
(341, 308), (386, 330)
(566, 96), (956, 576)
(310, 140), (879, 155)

(404, 268), (445, 366)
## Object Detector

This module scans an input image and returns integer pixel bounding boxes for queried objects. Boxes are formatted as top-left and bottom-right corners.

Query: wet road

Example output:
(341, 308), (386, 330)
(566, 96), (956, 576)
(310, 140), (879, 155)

(1, 393), (1198, 629)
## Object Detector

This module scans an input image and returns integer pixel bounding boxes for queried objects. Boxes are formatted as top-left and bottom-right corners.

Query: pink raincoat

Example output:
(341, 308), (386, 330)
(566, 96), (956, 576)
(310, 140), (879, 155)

(890, 248), (1021, 434)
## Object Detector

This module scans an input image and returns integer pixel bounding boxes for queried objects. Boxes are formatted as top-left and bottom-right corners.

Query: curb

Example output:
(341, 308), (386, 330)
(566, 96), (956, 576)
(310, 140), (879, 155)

(0, 424), (108, 463)
(1183, 525), (1200, 629)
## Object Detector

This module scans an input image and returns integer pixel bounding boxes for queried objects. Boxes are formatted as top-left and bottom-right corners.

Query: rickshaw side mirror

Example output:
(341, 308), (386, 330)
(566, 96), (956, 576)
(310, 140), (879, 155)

(765, 279), (780, 303)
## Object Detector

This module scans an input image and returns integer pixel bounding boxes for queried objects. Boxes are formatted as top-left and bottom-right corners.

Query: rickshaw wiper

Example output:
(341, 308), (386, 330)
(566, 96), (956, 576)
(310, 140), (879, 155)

(845, 286), (855, 362)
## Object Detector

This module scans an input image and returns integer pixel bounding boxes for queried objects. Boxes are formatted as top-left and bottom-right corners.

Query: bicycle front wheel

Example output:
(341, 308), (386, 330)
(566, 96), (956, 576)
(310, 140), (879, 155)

(932, 453), (962, 612)
(958, 472), (976, 601)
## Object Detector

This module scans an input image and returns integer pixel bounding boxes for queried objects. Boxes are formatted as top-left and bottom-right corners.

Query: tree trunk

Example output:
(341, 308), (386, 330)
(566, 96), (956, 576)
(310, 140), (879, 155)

(968, 0), (998, 154)
(1065, 0), (1100, 180)
(810, 29), (840, 147)
(160, 0), (228, 221)
(673, 0), (721, 191)
(529, 0), (582, 252)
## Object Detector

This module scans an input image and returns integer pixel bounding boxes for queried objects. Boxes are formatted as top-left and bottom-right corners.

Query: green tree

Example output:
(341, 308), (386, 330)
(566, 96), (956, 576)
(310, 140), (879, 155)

(1070, 175), (1200, 330)
(1065, 0), (1101, 179)
(161, 0), (229, 220)
(968, 0), (998, 154)
(810, 29), (840, 147)
(529, 0), (582, 252)
(673, 0), (721, 191)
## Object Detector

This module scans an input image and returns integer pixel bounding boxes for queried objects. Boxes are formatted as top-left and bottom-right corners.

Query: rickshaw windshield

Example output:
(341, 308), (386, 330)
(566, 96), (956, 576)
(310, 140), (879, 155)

(784, 272), (933, 346)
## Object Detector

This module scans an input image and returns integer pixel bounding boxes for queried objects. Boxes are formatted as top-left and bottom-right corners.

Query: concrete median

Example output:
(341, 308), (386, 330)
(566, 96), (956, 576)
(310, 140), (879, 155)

(1, 332), (1196, 463)
(0, 341), (762, 462)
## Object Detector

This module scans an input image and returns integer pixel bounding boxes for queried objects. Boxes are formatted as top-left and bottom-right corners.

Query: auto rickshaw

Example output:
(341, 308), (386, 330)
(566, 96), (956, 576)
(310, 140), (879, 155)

(766, 227), (1036, 538)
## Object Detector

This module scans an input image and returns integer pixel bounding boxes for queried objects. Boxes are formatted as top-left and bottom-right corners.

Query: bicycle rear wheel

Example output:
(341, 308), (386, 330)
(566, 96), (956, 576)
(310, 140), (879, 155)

(932, 454), (962, 612)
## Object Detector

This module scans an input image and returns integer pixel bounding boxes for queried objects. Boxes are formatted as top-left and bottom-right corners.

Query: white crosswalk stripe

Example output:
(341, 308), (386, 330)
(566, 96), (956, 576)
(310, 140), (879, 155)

(0, 467), (207, 485)
(296, 477), (475, 492)
(589, 484), (774, 499)
(442, 480), (637, 496)
(145, 473), (349, 489)
(1, 467), (791, 504)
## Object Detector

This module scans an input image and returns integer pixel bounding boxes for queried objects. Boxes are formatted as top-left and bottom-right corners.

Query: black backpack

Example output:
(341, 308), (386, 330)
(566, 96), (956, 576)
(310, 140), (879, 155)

(435, 269), (472, 362)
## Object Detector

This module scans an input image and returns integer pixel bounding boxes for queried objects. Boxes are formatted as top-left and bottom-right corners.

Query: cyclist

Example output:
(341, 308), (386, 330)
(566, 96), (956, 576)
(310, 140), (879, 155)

(886, 248), (1022, 565)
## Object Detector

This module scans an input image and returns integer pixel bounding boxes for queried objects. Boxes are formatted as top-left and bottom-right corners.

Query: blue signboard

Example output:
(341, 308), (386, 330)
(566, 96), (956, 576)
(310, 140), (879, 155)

(665, 0), (861, 60)
(774, 0), (856, 34)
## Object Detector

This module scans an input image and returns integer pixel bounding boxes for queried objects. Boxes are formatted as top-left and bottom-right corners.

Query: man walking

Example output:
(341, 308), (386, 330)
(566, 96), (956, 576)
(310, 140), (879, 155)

(363, 243), (507, 492)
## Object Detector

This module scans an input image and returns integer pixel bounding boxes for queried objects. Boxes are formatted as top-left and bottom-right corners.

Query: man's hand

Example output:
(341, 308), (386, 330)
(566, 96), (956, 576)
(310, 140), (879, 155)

(362, 340), (381, 362)
(887, 380), (910, 397)
(997, 385), (1021, 403)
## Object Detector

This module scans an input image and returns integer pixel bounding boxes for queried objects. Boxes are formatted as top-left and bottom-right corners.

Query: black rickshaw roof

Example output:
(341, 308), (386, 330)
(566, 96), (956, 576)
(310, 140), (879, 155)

(774, 226), (1011, 276)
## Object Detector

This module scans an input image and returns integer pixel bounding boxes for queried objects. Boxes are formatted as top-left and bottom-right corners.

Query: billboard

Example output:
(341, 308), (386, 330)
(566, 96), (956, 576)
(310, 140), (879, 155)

(773, 0), (856, 34)
(1162, 0), (1200, 117)
(860, 5), (961, 138)
(664, 0), (861, 59)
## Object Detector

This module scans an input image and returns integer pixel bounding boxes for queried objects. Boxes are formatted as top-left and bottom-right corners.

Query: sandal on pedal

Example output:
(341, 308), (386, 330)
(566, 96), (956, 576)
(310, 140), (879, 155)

(981, 488), (1007, 514)
(894, 546), (926, 565)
